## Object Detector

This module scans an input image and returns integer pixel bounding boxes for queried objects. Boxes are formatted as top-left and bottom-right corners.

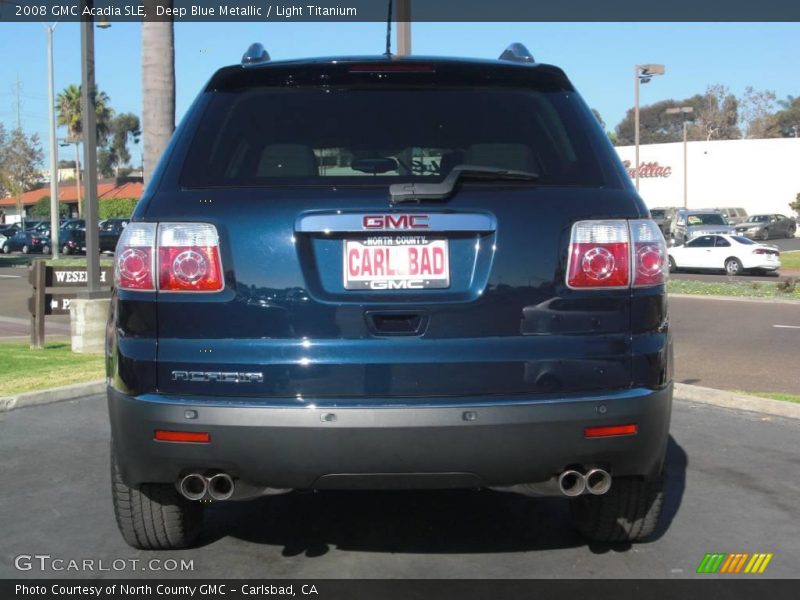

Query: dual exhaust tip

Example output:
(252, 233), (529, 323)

(179, 472), (234, 501)
(558, 468), (612, 497)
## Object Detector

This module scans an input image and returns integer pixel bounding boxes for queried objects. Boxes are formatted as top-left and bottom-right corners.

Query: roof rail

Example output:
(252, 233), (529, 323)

(241, 43), (270, 68)
(498, 43), (535, 64)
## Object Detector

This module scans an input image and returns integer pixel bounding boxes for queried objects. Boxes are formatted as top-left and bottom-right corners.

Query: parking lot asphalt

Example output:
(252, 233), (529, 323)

(0, 393), (797, 579)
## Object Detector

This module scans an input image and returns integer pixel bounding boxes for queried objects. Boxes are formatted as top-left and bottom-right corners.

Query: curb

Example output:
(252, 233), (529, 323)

(674, 383), (800, 420)
(0, 380), (105, 413)
(1, 380), (797, 421)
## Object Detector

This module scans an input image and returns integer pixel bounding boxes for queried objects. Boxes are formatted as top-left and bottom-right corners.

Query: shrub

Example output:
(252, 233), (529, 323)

(99, 197), (138, 219)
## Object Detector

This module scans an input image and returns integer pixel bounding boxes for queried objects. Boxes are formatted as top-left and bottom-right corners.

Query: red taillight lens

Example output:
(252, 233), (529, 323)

(567, 220), (667, 289)
(158, 223), (223, 292)
(115, 223), (156, 290)
(567, 221), (630, 288)
(154, 430), (210, 443)
(584, 424), (638, 438)
(630, 219), (668, 287)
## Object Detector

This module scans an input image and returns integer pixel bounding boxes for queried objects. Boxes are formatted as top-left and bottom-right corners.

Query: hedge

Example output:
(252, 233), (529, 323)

(99, 197), (139, 219)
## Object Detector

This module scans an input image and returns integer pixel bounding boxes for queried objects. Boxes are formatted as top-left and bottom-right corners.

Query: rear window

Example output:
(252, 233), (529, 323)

(181, 87), (609, 188)
(731, 236), (755, 244)
(650, 209), (665, 218)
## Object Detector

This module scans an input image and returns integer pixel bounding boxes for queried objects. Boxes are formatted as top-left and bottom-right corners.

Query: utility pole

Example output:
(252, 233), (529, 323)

(81, 1), (101, 296)
(47, 24), (60, 258)
(397, 0), (411, 56)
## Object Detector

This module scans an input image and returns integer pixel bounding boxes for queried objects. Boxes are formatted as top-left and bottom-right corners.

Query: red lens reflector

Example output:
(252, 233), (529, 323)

(568, 242), (630, 288)
(584, 424), (638, 438)
(158, 245), (223, 292)
(154, 430), (210, 443)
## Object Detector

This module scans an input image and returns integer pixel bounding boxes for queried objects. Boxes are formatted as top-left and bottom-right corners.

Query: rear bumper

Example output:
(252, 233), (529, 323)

(109, 384), (672, 491)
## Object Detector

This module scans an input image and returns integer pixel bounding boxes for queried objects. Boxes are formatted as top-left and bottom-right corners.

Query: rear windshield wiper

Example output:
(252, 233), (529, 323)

(389, 164), (540, 204)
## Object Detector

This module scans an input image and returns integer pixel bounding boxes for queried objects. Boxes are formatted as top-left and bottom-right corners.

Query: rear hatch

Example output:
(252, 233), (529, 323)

(141, 59), (648, 401)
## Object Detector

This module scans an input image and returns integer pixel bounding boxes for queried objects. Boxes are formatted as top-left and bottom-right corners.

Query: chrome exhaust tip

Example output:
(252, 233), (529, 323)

(207, 472), (235, 501)
(585, 468), (612, 495)
(179, 473), (208, 501)
(558, 470), (586, 497)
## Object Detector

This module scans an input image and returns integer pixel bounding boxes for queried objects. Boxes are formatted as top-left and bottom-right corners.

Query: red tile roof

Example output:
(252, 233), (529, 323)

(0, 180), (144, 208)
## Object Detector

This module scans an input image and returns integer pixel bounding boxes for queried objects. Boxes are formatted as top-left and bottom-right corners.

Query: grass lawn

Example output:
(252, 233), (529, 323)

(731, 390), (800, 404)
(780, 251), (800, 270)
(0, 341), (104, 396)
(668, 278), (800, 300)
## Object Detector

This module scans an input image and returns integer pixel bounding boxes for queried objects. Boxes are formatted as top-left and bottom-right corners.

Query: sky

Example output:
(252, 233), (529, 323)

(0, 21), (798, 166)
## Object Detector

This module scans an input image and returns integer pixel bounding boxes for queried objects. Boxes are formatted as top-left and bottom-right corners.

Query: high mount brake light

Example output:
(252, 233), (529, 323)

(114, 223), (223, 292)
(348, 63), (436, 73)
(567, 220), (667, 289)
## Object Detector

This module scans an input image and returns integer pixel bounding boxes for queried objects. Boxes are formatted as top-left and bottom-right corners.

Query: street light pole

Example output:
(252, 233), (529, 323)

(46, 23), (60, 259)
(665, 106), (694, 209)
(633, 64), (665, 191)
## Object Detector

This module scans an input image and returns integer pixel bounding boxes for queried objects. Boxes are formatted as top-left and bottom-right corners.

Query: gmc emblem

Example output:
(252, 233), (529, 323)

(363, 214), (430, 230)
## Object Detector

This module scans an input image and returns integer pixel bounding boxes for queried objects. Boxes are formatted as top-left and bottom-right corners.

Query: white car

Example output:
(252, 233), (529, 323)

(668, 234), (781, 276)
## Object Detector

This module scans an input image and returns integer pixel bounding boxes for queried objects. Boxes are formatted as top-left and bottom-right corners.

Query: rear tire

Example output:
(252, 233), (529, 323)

(2, 244), (8, 254)
(570, 472), (665, 543)
(41, 245), (50, 255)
(668, 256), (677, 273)
(21, 244), (29, 254)
(724, 257), (743, 276)
(111, 445), (204, 550)
(62, 244), (71, 256)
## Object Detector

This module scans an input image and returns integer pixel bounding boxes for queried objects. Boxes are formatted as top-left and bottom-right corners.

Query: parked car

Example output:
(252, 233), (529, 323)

(0, 224), (20, 245)
(59, 228), (86, 255)
(671, 209), (735, 246)
(649, 207), (679, 238)
(99, 218), (129, 252)
(714, 207), (748, 226)
(1, 230), (50, 254)
(668, 234), (780, 275)
(107, 43), (673, 550)
(734, 214), (796, 240)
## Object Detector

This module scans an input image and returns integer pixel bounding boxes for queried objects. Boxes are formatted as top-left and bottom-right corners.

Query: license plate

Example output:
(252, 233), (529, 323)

(344, 236), (449, 290)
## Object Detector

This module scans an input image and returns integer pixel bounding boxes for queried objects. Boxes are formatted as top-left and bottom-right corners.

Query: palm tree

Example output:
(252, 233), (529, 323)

(142, 1), (175, 185)
(56, 84), (112, 216)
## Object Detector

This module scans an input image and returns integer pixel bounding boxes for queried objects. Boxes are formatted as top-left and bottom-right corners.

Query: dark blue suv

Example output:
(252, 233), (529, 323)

(107, 44), (673, 549)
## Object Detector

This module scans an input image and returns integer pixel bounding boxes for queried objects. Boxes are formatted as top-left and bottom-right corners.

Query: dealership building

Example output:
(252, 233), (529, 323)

(614, 137), (800, 217)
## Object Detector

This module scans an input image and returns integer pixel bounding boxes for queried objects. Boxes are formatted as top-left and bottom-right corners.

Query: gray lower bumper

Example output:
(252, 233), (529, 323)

(108, 385), (672, 491)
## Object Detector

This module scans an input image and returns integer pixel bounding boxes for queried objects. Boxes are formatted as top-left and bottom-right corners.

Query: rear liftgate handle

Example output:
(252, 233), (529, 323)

(365, 310), (429, 336)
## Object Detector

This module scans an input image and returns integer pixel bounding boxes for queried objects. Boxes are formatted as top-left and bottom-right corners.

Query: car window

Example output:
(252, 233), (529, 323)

(686, 236), (715, 248)
(714, 236), (731, 247)
(650, 210), (665, 219)
(731, 235), (755, 245)
(747, 215), (768, 223)
(686, 214), (726, 226)
(181, 88), (610, 188)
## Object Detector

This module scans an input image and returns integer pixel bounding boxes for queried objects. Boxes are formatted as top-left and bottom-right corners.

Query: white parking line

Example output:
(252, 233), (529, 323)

(773, 325), (800, 329)
(0, 274), (21, 279)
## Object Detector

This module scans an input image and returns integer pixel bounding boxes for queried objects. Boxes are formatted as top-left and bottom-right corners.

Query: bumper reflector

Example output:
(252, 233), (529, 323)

(154, 430), (210, 443)
(584, 424), (638, 438)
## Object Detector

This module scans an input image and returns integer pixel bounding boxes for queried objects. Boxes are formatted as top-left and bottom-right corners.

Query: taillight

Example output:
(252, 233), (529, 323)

(158, 223), (223, 292)
(115, 222), (156, 290)
(630, 219), (668, 287)
(567, 221), (630, 288)
(114, 222), (223, 292)
(753, 248), (778, 256)
(567, 219), (667, 289)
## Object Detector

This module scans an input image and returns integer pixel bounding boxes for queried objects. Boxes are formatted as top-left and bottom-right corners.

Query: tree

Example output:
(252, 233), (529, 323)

(0, 127), (44, 224)
(790, 192), (800, 218)
(739, 86), (777, 139)
(765, 95), (800, 138)
(688, 84), (740, 141)
(56, 83), (113, 216)
(614, 99), (694, 145)
(99, 113), (141, 178)
(142, 1), (175, 184)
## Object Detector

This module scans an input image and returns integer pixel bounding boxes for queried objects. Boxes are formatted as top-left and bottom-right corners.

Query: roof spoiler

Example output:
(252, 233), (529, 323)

(241, 43), (270, 68)
(498, 43), (535, 63)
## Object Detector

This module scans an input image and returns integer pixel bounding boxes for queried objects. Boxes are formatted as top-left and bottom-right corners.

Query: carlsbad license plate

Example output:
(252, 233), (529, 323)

(344, 236), (450, 290)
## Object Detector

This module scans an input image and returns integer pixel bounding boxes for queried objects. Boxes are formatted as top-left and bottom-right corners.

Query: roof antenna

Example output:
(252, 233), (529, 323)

(384, 0), (393, 57)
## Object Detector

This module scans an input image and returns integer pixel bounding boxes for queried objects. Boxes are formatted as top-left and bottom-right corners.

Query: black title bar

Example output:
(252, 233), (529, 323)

(2, 0), (800, 22)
